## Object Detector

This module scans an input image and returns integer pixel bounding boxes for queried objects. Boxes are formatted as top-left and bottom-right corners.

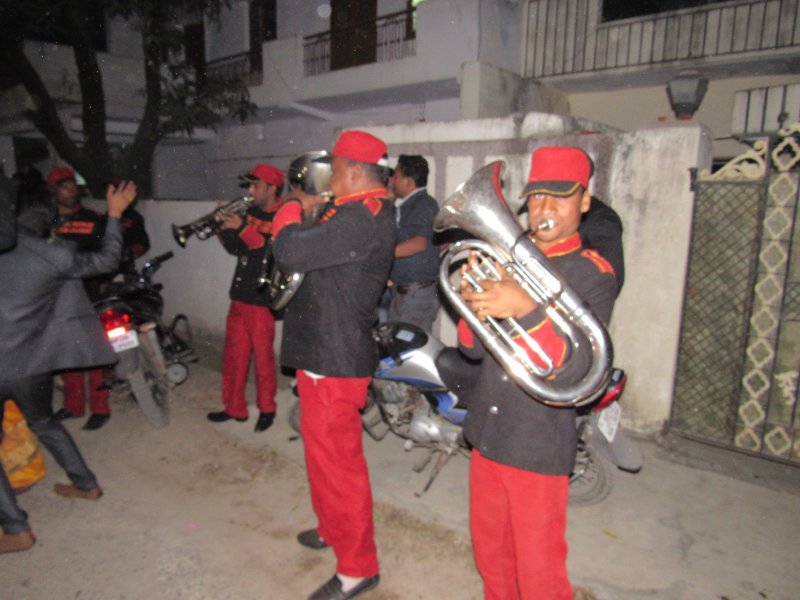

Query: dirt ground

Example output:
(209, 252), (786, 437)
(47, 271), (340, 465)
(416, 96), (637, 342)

(2, 363), (482, 600)
(4, 352), (800, 600)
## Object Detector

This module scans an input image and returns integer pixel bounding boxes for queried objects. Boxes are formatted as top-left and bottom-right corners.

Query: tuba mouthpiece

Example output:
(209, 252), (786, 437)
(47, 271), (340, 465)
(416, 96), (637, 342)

(537, 218), (555, 231)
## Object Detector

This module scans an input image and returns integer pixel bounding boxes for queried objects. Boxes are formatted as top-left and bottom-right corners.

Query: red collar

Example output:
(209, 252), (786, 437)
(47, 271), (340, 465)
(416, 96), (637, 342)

(543, 232), (582, 258)
(333, 187), (389, 206)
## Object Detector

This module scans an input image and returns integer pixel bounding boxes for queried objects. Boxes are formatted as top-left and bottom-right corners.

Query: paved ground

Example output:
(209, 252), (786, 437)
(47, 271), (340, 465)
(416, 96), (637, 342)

(3, 336), (799, 599)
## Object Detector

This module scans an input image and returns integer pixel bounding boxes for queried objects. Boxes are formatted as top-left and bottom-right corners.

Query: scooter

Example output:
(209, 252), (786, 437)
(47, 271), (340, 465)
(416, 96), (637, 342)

(290, 321), (643, 504)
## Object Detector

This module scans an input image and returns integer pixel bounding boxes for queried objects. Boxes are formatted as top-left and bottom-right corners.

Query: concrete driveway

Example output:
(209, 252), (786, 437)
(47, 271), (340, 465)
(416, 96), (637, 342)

(3, 346), (798, 600)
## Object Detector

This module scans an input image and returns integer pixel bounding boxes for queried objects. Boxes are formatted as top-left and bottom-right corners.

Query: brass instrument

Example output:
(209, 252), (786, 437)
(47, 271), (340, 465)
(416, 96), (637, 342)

(434, 161), (613, 407)
(261, 151), (332, 310)
(171, 195), (255, 248)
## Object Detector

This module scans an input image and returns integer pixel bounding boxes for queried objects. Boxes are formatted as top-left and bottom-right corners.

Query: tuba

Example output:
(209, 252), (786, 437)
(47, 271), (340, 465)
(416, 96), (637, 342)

(434, 161), (612, 407)
(172, 195), (254, 247)
(261, 151), (332, 310)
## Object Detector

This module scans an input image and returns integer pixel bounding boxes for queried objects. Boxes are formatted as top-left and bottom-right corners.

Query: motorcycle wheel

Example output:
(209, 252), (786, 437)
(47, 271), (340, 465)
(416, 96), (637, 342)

(568, 440), (613, 506)
(127, 358), (170, 429)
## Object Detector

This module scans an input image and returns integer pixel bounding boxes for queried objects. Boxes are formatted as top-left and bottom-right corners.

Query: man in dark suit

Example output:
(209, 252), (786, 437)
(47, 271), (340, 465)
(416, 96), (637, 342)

(0, 180), (137, 554)
(0, 172), (15, 253)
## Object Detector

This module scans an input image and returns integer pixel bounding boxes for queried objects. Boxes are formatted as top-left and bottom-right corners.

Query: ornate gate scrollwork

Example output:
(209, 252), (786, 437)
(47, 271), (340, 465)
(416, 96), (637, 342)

(672, 124), (800, 464)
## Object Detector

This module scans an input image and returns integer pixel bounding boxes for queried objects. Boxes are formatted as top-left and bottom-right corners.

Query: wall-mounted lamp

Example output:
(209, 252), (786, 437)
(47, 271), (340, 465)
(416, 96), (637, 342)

(666, 72), (709, 120)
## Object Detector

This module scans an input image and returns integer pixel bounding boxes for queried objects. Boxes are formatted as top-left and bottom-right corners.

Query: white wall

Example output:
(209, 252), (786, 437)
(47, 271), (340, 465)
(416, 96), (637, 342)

(568, 73), (800, 160)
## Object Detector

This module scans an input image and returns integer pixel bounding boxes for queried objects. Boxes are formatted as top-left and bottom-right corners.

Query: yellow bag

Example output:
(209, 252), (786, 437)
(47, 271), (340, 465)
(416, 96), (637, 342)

(1, 400), (46, 492)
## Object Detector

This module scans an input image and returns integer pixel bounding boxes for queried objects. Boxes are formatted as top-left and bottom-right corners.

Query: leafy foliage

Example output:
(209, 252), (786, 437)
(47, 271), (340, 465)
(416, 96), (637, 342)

(0, 0), (257, 195)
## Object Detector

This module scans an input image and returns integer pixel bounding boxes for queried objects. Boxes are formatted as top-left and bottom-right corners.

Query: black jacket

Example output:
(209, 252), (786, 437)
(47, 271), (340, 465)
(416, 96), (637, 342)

(460, 233), (617, 475)
(274, 192), (396, 377)
(218, 204), (280, 307)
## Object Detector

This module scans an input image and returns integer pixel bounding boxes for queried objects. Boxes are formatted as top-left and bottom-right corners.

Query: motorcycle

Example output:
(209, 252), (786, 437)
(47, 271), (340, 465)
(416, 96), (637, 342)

(99, 251), (196, 383)
(289, 321), (642, 504)
(93, 251), (196, 428)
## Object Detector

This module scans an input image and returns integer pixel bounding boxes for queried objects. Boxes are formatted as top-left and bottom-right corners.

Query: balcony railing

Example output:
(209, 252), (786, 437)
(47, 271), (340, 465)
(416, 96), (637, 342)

(524, 0), (800, 78)
(303, 8), (417, 77)
(205, 50), (263, 87)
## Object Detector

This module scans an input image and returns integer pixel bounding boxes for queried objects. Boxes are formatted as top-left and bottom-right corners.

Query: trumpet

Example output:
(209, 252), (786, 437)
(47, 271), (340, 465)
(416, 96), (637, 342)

(171, 195), (254, 247)
(434, 161), (613, 407)
(261, 151), (332, 310)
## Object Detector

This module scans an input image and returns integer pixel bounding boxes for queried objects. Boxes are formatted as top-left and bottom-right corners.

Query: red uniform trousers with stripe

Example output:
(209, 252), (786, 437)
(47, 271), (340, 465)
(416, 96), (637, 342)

(470, 450), (572, 600)
(297, 371), (379, 578)
(61, 368), (110, 415)
(221, 300), (277, 418)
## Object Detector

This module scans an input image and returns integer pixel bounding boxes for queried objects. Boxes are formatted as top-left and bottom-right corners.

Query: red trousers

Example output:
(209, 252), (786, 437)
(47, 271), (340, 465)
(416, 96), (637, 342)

(221, 301), (277, 418)
(297, 371), (379, 577)
(61, 368), (110, 415)
(470, 450), (572, 600)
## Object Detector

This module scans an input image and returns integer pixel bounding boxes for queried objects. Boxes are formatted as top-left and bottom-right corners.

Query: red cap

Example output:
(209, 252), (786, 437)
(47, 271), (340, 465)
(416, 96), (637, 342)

(46, 167), (76, 186)
(332, 131), (389, 167)
(240, 163), (284, 188)
(521, 147), (593, 198)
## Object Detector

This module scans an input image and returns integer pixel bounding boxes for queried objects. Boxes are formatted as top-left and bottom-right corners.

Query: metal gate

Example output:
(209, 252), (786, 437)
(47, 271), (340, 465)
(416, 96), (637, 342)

(671, 124), (800, 464)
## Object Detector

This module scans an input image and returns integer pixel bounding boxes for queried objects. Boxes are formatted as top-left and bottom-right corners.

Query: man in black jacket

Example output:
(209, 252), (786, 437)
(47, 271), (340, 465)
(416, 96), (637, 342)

(48, 166), (114, 430)
(272, 131), (396, 600)
(206, 163), (284, 433)
(0, 181), (136, 554)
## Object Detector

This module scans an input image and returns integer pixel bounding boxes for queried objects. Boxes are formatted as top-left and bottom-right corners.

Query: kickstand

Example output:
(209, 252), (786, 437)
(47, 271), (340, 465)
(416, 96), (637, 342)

(411, 448), (434, 473)
(415, 450), (453, 497)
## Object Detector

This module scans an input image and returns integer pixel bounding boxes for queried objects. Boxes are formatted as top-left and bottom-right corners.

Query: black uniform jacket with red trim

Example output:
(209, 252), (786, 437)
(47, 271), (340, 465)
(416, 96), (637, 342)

(272, 189), (396, 378)
(54, 206), (108, 301)
(54, 206), (106, 253)
(217, 202), (282, 307)
(458, 232), (617, 475)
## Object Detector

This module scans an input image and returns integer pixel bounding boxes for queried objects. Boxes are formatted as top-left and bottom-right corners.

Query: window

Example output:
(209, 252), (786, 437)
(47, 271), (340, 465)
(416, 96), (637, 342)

(602, 0), (728, 22)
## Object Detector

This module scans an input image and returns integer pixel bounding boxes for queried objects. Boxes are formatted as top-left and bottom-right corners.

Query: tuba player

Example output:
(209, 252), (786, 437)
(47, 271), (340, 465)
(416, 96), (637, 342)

(459, 146), (618, 600)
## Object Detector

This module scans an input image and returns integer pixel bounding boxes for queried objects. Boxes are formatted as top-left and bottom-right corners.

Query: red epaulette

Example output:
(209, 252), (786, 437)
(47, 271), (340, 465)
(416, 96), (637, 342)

(362, 197), (384, 216)
(581, 249), (615, 276)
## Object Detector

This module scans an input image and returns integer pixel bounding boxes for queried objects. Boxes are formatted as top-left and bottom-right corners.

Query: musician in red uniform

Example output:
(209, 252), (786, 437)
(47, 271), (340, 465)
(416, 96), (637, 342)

(458, 147), (618, 599)
(272, 131), (396, 600)
(206, 163), (283, 433)
(48, 167), (114, 431)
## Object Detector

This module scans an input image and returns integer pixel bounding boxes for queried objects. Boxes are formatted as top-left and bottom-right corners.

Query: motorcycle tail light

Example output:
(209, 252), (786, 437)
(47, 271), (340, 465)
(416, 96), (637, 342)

(592, 370), (627, 412)
(99, 309), (132, 339)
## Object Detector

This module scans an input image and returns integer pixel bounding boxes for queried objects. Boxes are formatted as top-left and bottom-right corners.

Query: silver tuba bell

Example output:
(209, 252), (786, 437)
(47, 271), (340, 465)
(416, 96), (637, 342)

(261, 151), (332, 310)
(434, 161), (613, 407)
(172, 195), (255, 248)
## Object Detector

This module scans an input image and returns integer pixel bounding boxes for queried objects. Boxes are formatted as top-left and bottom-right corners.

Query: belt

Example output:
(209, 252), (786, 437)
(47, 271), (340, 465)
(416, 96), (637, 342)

(395, 280), (437, 295)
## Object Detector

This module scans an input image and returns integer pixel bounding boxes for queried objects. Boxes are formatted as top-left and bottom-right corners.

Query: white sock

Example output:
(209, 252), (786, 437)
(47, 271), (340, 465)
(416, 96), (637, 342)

(337, 574), (365, 592)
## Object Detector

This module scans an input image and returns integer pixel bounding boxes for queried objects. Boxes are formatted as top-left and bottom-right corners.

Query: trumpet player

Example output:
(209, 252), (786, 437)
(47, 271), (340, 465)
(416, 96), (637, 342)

(206, 163), (284, 433)
(271, 131), (395, 600)
(458, 147), (618, 600)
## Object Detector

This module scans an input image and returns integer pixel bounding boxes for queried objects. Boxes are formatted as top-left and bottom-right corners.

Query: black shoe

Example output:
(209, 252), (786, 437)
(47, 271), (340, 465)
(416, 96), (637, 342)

(54, 408), (81, 421)
(82, 414), (110, 430)
(308, 574), (380, 600)
(254, 411), (276, 432)
(297, 528), (330, 550)
(207, 411), (247, 423)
